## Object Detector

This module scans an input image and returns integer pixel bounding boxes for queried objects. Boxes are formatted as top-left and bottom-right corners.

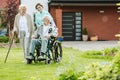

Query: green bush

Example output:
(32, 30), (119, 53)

(113, 50), (120, 71)
(82, 27), (88, 35)
(58, 48), (120, 80)
(79, 49), (120, 80)
(81, 47), (119, 60)
(0, 36), (9, 43)
(78, 62), (119, 80)
(59, 69), (78, 80)
(15, 38), (19, 43)
(103, 47), (118, 56)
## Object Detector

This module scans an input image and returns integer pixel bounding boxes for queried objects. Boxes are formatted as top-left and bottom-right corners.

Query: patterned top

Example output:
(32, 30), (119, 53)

(35, 24), (58, 40)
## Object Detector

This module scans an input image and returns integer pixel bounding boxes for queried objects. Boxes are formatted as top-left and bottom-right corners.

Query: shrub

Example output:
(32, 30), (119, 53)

(58, 48), (120, 80)
(15, 38), (19, 43)
(113, 50), (120, 71)
(103, 47), (118, 56)
(78, 62), (119, 80)
(82, 27), (88, 35)
(59, 70), (78, 80)
(81, 47), (119, 60)
(0, 36), (9, 43)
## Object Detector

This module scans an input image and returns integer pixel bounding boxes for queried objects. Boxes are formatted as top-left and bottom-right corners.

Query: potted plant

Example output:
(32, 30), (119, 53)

(90, 35), (98, 41)
(57, 36), (64, 42)
(82, 27), (88, 41)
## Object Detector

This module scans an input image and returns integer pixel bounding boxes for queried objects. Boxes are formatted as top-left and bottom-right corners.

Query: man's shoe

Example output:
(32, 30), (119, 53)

(29, 53), (34, 60)
(26, 56), (34, 60)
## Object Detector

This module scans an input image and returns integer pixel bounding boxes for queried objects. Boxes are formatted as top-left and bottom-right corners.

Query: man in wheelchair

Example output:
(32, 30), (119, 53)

(27, 16), (58, 64)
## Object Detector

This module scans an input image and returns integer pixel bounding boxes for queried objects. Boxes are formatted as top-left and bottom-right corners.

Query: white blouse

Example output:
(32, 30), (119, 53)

(19, 16), (29, 37)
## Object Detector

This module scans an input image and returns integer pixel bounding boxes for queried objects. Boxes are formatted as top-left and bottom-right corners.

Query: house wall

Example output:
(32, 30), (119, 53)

(0, 0), (20, 8)
(50, 6), (120, 40)
(50, 6), (62, 36)
(0, 0), (8, 8)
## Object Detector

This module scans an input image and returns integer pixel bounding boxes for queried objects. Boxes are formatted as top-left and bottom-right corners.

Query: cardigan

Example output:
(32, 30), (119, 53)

(13, 13), (34, 38)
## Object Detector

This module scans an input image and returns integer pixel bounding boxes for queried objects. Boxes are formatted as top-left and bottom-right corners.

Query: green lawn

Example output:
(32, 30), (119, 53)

(0, 47), (109, 80)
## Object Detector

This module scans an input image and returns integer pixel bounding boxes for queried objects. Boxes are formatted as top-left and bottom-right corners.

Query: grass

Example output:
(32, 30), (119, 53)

(0, 47), (110, 80)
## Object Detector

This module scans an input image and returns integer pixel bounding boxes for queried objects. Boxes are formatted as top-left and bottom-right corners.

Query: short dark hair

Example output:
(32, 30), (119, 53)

(35, 3), (43, 9)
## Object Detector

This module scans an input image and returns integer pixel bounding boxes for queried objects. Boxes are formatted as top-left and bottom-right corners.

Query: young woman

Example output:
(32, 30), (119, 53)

(34, 3), (56, 28)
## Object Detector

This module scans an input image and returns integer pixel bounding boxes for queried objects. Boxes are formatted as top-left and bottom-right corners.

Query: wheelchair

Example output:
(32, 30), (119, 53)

(26, 36), (62, 64)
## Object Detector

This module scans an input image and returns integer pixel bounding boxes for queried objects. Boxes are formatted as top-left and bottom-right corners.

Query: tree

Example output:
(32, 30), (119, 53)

(5, 0), (19, 36)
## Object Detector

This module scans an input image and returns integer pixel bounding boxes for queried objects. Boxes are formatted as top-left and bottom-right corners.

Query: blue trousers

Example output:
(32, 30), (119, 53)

(29, 38), (48, 55)
(19, 31), (30, 59)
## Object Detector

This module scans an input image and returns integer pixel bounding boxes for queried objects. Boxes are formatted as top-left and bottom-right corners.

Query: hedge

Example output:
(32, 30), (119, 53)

(0, 36), (9, 43)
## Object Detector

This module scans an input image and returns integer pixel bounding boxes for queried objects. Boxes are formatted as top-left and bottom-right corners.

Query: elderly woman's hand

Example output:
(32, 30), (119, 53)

(12, 30), (17, 37)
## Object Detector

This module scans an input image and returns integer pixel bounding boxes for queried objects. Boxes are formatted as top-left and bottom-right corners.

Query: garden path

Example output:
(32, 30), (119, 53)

(62, 41), (119, 51)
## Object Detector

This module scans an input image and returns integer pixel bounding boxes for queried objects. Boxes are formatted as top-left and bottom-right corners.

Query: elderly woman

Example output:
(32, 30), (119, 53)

(34, 3), (56, 28)
(13, 4), (34, 62)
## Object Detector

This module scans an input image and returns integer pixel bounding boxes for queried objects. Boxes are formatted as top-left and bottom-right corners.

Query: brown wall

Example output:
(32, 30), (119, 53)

(50, 6), (62, 36)
(82, 6), (120, 40)
(0, 0), (20, 8)
(50, 6), (120, 40)
(0, 0), (8, 8)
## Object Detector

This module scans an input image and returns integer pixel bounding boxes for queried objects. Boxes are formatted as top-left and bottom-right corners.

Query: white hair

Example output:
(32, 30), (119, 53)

(43, 15), (51, 21)
(19, 4), (27, 10)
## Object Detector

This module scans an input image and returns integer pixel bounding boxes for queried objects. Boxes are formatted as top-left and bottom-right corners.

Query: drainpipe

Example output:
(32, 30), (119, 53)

(19, 0), (21, 4)
(48, 0), (51, 11)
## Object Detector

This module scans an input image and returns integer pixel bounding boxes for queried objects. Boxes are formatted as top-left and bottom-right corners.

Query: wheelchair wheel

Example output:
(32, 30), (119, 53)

(52, 42), (62, 63)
